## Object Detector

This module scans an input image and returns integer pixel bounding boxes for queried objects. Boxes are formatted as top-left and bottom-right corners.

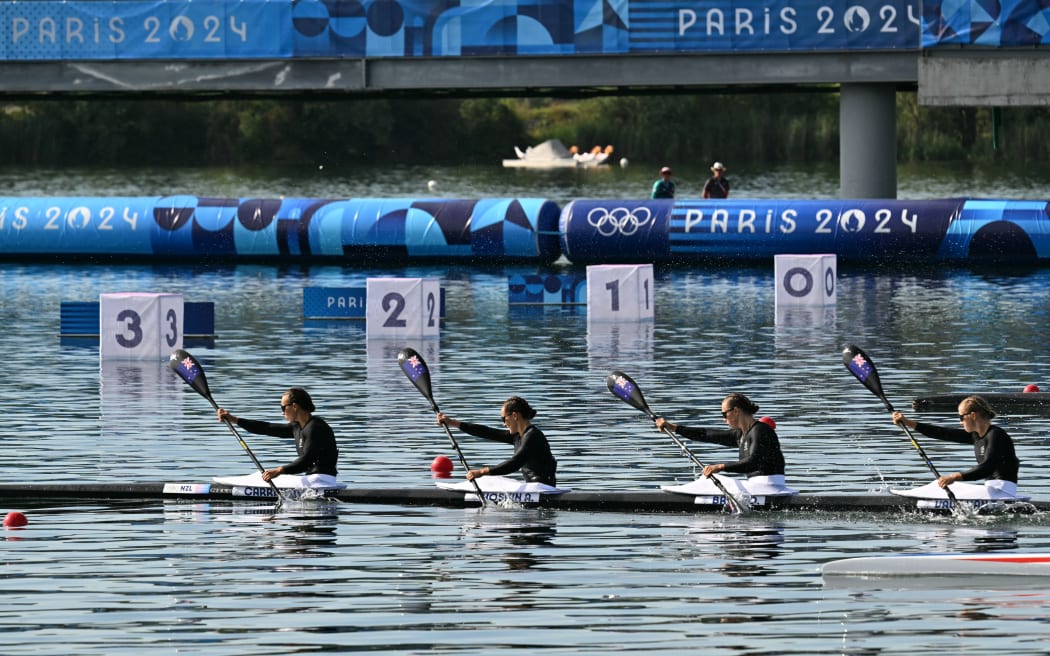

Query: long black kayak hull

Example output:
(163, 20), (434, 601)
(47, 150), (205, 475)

(913, 392), (1050, 413)
(0, 483), (1045, 514)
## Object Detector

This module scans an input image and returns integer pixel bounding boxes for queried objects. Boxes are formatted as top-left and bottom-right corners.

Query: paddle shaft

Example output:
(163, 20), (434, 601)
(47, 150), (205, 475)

(169, 349), (285, 503)
(204, 394), (286, 501)
(397, 348), (487, 505)
(606, 370), (746, 514)
(876, 395), (961, 507)
(428, 400), (488, 505)
(652, 416), (745, 515)
(843, 345), (961, 508)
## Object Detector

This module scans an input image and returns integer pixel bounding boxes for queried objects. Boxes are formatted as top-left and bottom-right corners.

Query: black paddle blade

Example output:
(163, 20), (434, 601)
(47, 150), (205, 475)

(398, 347), (438, 411)
(169, 349), (215, 405)
(607, 370), (655, 419)
(842, 344), (893, 412)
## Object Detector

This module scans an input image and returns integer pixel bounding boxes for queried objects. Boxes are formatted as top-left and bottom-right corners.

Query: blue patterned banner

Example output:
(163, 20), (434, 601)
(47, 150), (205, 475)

(0, 0), (920, 60)
(923, 0), (1050, 47)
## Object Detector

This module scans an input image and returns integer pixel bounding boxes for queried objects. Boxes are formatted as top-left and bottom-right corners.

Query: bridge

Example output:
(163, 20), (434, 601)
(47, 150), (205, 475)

(1, 0), (1047, 199)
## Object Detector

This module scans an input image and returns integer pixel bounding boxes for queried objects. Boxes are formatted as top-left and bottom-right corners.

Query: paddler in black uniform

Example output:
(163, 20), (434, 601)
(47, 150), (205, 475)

(892, 395), (1019, 494)
(217, 387), (338, 481)
(655, 392), (786, 481)
(437, 396), (558, 486)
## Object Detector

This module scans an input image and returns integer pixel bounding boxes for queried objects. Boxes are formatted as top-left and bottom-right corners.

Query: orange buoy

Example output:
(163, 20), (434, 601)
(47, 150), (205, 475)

(758, 416), (777, 430)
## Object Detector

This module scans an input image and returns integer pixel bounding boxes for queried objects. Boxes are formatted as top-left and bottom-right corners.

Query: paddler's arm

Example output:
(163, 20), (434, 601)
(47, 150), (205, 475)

(655, 418), (735, 447)
(893, 411), (971, 444)
(655, 417), (705, 439)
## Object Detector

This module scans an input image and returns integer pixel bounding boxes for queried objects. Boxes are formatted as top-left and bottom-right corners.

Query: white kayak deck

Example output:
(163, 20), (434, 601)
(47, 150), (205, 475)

(661, 475), (798, 499)
(891, 480), (1029, 501)
(435, 475), (571, 503)
(213, 472), (347, 490)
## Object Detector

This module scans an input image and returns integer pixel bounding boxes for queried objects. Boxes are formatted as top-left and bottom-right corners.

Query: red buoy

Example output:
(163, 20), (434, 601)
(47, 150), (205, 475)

(758, 416), (776, 430)
(430, 455), (454, 477)
(3, 511), (28, 528)
(1024, 384), (1040, 393)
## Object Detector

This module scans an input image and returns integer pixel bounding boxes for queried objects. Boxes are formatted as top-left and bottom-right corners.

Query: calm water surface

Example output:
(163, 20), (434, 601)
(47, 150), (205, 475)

(3, 165), (1050, 654)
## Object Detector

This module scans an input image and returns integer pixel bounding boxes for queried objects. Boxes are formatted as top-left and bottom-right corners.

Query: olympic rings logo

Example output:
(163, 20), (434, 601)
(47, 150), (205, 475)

(586, 207), (653, 237)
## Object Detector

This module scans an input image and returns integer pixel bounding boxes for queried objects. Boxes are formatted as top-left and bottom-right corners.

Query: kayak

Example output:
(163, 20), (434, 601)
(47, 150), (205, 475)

(823, 553), (1050, 578)
(0, 482), (1046, 514)
(912, 392), (1050, 413)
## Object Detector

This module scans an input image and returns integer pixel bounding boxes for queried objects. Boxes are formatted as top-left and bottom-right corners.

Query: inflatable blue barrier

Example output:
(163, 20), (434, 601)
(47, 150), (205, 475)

(0, 196), (562, 263)
(559, 198), (1050, 264)
(5, 196), (1050, 265)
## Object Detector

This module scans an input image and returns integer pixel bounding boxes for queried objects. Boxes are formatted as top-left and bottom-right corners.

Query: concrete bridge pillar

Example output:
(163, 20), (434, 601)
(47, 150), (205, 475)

(839, 83), (897, 199)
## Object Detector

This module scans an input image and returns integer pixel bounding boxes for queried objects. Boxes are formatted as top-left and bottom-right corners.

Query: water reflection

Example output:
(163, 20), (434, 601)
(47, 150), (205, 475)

(459, 512), (557, 572)
(913, 525), (1020, 552)
(680, 518), (786, 578)
(774, 304), (836, 331)
(586, 320), (654, 368)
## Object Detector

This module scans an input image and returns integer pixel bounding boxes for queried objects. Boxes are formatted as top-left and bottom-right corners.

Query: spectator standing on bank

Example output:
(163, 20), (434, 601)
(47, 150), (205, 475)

(651, 166), (676, 199)
(702, 162), (731, 199)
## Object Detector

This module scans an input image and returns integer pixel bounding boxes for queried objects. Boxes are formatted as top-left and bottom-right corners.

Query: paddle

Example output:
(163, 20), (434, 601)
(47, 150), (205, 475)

(606, 370), (746, 515)
(842, 344), (966, 513)
(169, 349), (285, 504)
(397, 347), (487, 506)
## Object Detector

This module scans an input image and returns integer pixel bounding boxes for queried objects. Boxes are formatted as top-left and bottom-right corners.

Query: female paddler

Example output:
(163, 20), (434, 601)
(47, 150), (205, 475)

(892, 395), (1019, 494)
(217, 387), (338, 483)
(655, 392), (789, 490)
(437, 396), (558, 486)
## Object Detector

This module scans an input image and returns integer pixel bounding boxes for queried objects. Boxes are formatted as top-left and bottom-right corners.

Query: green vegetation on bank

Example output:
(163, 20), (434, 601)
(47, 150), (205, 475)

(1, 94), (1048, 167)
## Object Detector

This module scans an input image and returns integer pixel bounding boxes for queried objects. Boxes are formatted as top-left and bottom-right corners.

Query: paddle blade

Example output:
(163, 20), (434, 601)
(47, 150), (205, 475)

(842, 344), (893, 411)
(398, 347), (438, 411)
(607, 370), (655, 419)
(169, 349), (216, 407)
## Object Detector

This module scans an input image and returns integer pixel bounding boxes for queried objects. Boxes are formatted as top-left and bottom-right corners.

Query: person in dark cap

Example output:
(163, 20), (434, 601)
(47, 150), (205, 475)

(651, 166), (676, 199)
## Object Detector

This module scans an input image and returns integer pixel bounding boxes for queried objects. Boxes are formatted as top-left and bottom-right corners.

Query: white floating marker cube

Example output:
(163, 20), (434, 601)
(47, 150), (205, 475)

(586, 264), (655, 322)
(366, 277), (440, 339)
(100, 292), (183, 359)
(774, 254), (836, 308)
